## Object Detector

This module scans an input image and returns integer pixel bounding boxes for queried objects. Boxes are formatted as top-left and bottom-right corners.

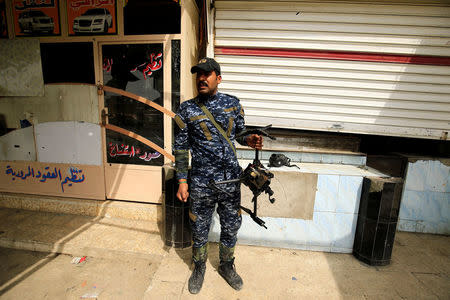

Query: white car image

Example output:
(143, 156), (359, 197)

(18, 10), (54, 34)
(73, 8), (112, 34)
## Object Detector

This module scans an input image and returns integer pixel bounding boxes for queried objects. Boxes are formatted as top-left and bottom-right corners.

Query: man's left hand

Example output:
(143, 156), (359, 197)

(247, 134), (263, 150)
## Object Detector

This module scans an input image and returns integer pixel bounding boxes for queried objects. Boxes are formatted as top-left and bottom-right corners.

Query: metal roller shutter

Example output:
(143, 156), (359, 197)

(214, 0), (450, 140)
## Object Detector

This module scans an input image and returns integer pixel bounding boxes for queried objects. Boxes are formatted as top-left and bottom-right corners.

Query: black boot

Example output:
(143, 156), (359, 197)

(188, 260), (206, 294)
(218, 243), (243, 290)
(218, 258), (243, 290)
(188, 245), (207, 294)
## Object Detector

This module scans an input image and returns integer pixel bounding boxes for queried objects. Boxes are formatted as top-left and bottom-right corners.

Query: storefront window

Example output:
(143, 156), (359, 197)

(123, 0), (180, 35)
(40, 42), (94, 84)
(171, 39), (181, 144)
(103, 43), (164, 166)
(171, 39), (180, 113)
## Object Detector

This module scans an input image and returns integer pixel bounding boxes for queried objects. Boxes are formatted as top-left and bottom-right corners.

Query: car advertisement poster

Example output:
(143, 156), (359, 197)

(67, 0), (116, 35)
(13, 0), (60, 36)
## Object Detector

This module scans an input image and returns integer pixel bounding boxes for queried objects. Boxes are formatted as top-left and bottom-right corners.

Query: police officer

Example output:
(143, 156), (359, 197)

(173, 57), (262, 294)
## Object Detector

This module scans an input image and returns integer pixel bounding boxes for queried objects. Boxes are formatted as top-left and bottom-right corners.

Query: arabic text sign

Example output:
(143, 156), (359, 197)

(67, 0), (116, 36)
(6, 165), (85, 192)
(13, 0), (60, 36)
(0, 161), (105, 200)
(103, 52), (163, 80)
(108, 143), (161, 162)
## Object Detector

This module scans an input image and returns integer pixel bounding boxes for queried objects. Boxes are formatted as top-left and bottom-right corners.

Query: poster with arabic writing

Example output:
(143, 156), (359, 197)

(0, 161), (105, 200)
(13, 0), (60, 37)
(103, 43), (164, 166)
(106, 136), (164, 166)
(67, 0), (116, 35)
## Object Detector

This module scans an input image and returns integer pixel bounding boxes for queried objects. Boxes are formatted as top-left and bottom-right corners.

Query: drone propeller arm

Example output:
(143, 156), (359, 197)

(235, 124), (277, 141)
(207, 123), (276, 230)
(240, 205), (267, 229)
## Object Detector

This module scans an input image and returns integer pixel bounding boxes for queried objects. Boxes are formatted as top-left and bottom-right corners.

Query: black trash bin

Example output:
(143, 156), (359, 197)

(162, 165), (192, 248)
(353, 177), (404, 266)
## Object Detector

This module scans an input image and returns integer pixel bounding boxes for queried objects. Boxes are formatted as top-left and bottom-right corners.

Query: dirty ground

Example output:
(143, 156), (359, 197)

(0, 247), (159, 299)
(1, 231), (449, 299)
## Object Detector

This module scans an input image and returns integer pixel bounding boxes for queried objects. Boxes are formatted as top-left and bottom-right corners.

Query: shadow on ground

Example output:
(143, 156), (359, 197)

(323, 232), (450, 299)
(0, 248), (57, 296)
(0, 204), (165, 297)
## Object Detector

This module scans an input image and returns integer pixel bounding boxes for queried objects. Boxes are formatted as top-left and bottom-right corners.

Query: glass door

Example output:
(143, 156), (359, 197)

(101, 42), (169, 202)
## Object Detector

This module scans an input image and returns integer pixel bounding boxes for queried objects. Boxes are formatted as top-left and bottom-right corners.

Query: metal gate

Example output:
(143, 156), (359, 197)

(214, 0), (450, 140)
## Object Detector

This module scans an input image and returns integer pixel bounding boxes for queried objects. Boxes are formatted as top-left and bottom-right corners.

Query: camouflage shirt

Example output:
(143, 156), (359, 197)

(173, 92), (247, 194)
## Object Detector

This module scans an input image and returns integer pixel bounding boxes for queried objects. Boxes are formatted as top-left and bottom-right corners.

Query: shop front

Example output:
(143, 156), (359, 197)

(0, 0), (203, 204)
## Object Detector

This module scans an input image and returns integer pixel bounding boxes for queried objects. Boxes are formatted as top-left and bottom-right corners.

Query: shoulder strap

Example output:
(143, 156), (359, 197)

(196, 100), (237, 157)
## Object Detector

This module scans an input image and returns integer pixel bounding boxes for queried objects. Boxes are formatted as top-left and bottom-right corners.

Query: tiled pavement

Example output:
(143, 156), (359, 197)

(0, 207), (448, 299)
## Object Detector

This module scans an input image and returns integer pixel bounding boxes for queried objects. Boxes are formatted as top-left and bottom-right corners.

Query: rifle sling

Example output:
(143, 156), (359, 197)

(196, 100), (237, 157)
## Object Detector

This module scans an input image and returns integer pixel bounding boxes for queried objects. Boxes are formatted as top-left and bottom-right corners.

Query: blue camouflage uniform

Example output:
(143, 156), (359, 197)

(173, 92), (247, 249)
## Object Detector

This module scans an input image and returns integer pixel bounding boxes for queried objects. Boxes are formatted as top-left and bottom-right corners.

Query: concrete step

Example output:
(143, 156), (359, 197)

(261, 128), (361, 153)
(0, 192), (161, 222)
(237, 125), (365, 166)
(0, 207), (167, 260)
(237, 148), (366, 166)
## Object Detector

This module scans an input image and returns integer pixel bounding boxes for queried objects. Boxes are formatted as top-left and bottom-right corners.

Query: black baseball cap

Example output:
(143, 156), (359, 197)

(190, 57), (221, 75)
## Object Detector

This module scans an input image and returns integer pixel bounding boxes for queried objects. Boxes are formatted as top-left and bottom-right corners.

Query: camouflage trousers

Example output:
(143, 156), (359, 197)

(189, 189), (242, 249)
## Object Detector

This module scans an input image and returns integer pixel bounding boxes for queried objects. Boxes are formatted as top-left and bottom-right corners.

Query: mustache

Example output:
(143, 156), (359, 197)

(198, 81), (208, 87)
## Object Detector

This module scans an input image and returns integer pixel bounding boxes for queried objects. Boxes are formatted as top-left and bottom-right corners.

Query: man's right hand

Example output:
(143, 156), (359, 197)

(176, 183), (189, 202)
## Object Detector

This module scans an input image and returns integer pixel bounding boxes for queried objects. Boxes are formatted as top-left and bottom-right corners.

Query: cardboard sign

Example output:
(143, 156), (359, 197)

(0, 161), (105, 200)
(13, 0), (60, 36)
(67, 0), (116, 36)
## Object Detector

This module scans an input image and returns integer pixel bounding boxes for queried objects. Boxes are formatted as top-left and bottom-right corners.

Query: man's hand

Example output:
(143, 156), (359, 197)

(176, 182), (189, 202)
(246, 134), (263, 150)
